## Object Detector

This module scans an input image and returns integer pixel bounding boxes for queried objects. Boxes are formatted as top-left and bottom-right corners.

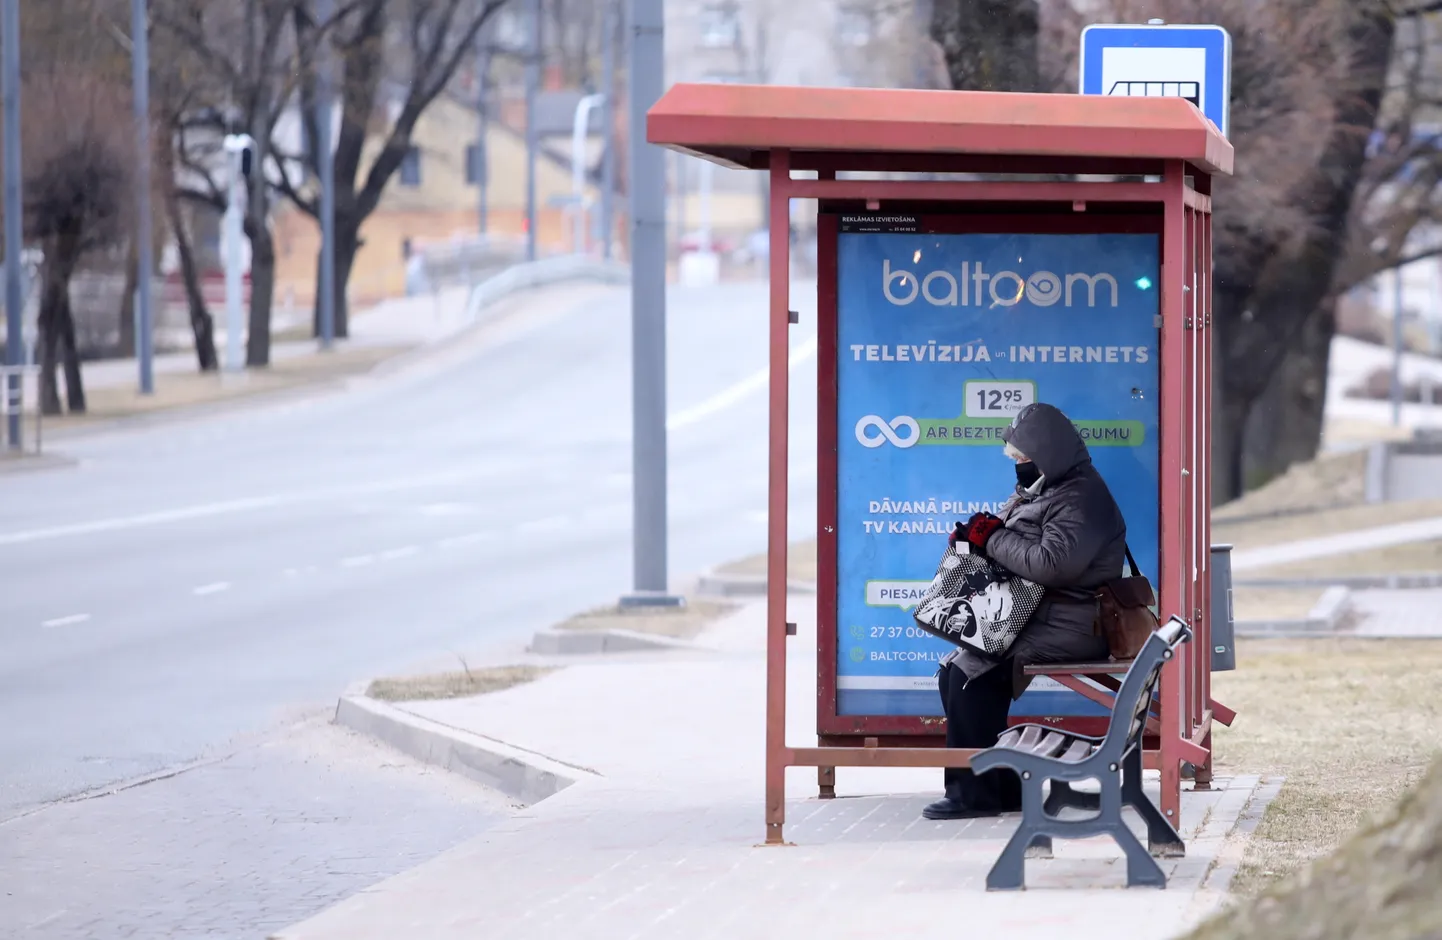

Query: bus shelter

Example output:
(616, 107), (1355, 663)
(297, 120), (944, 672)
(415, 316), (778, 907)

(648, 84), (1235, 844)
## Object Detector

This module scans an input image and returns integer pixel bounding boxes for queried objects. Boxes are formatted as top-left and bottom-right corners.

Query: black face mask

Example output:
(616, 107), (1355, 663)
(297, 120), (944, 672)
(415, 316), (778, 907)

(1015, 461), (1042, 489)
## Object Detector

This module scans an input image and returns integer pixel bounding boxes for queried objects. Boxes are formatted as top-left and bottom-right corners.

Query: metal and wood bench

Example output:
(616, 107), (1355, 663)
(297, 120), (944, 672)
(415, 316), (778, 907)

(971, 616), (1193, 890)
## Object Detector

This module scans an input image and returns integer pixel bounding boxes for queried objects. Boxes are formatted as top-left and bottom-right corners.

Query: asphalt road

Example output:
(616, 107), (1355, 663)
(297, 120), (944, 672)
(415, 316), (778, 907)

(0, 278), (819, 819)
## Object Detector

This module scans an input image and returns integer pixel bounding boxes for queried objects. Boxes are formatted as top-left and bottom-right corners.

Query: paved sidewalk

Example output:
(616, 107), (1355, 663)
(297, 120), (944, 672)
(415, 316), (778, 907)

(19, 286), (474, 404)
(1231, 514), (1442, 572)
(275, 604), (1274, 940)
(1351, 588), (1442, 636)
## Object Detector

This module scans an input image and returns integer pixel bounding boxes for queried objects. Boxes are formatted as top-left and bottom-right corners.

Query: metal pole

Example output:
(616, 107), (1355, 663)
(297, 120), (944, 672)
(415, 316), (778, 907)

(476, 34), (489, 236)
(600, 0), (616, 260)
(132, 0), (154, 394)
(1393, 266), (1404, 427)
(524, 0), (540, 262)
(2, 0), (21, 448)
(223, 148), (245, 372)
(571, 94), (603, 255)
(316, 0), (335, 348)
(622, 0), (674, 604)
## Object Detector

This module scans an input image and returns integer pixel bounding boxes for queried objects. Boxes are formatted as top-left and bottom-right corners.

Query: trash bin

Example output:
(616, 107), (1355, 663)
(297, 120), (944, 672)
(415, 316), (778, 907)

(1209, 544), (1236, 672)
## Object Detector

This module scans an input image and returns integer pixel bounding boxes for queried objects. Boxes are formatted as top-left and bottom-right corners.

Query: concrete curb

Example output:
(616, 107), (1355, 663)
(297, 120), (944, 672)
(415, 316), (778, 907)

(527, 628), (703, 655)
(1236, 572), (1442, 590)
(333, 694), (592, 806)
(0, 451), (78, 475)
(464, 256), (629, 322)
(694, 570), (818, 598)
(1235, 585), (1353, 637)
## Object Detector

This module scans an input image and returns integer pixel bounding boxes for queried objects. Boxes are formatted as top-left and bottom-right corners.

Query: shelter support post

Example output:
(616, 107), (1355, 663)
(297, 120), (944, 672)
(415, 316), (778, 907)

(764, 149), (792, 845)
(1158, 159), (1188, 823)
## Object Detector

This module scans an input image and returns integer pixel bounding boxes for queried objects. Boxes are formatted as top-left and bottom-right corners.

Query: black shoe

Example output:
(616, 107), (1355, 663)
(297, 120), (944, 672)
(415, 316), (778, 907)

(922, 797), (1006, 820)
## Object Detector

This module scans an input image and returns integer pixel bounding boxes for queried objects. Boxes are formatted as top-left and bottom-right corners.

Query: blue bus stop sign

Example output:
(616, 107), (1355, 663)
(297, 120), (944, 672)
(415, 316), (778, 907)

(1079, 23), (1231, 138)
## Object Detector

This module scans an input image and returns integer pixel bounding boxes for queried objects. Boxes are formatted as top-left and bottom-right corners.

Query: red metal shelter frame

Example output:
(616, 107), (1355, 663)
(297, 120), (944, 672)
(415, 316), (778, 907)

(649, 84), (1236, 844)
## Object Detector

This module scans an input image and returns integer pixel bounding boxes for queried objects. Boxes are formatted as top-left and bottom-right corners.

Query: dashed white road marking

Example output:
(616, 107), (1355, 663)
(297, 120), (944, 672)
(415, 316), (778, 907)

(192, 582), (231, 596)
(42, 614), (91, 628)
(341, 554), (376, 568)
(379, 546), (420, 561)
(438, 532), (493, 549)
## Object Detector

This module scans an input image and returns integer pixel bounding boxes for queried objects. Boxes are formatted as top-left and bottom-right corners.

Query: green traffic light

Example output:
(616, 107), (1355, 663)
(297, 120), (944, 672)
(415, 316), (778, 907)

(1135, 276), (1153, 290)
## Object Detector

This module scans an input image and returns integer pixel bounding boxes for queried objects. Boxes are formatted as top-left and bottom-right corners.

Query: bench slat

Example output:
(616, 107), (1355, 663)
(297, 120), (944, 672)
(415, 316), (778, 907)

(1060, 738), (1093, 763)
(1034, 731), (1070, 758)
(1017, 726), (1046, 752)
(1024, 661), (1133, 676)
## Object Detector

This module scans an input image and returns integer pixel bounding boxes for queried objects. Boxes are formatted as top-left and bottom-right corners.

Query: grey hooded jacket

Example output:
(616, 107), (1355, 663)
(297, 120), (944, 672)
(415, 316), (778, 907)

(946, 403), (1124, 698)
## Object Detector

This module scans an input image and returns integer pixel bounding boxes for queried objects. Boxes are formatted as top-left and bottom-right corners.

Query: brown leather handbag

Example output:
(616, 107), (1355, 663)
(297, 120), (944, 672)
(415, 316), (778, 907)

(1096, 545), (1159, 660)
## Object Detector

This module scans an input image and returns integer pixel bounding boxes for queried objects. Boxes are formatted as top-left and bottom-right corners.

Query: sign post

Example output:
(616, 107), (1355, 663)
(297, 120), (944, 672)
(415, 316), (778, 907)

(1080, 22), (1232, 137)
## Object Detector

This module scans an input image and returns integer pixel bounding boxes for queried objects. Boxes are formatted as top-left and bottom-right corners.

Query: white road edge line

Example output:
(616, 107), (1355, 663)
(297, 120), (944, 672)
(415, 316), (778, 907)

(666, 334), (818, 432)
(0, 469), (514, 548)
(42, 614), (91, 628)
(192, 582), (231, 596)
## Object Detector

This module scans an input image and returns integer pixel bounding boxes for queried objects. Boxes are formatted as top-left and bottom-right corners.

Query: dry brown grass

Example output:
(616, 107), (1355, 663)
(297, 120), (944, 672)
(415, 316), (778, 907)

(366, 665), (555, 702)
(717, 539), (817, 583)
(37, 343), (412, 430)
(1249, 538), (1442, 580)
(1214, 450), (1369, 521)
(554, 597), (740, 640)
(1211, 639), (1442, 897)
(1232, 587), (1326, 622)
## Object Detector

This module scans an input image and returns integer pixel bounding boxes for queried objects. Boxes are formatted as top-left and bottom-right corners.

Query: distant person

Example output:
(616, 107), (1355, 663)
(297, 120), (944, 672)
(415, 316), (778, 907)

(924, 402), (1125, 820)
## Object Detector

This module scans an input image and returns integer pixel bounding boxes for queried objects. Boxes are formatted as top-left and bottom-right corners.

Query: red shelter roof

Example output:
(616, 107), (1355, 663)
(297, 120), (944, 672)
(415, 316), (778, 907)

(648, 83), (1233, 177)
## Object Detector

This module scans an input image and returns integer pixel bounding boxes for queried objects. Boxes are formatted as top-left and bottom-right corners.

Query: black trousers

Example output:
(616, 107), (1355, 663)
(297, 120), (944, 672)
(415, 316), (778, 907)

(939, 662), (1022, 809)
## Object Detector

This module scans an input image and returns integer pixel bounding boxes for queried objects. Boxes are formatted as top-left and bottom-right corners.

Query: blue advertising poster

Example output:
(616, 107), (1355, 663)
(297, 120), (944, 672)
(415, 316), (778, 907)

(835, 219), (1160, 718)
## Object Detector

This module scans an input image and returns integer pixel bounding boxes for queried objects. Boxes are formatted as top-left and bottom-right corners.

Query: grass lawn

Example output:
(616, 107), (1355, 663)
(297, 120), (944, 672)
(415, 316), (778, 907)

(1211, 638), (1442, 896)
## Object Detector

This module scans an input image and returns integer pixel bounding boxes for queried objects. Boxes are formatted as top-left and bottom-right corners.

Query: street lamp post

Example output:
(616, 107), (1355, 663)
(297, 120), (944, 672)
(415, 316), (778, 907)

(316, 0), (336, 348)
(621, 0), (678, 606)
(131, 0), (155, 394)
(2, 0), (22, 448)
(571, 94), (604, 255)
(600, 0), (617, 260)
(524, 0), (540, 262)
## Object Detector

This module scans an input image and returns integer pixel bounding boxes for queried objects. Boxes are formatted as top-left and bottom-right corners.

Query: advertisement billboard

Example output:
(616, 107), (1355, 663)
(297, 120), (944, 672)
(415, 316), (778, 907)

(833, 216), (1161, 719)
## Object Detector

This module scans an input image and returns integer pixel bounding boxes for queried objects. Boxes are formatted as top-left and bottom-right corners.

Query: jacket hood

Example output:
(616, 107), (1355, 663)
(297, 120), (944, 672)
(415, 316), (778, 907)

(1001, 403), (1090, 481)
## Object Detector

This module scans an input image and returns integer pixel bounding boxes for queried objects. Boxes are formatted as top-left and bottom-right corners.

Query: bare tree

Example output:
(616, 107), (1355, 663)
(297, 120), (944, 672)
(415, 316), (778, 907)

(155, 0), (332, 367)
(276, 0), (512, 339)
(929, 0), (1040, 92)
(20, 72), (133, 414)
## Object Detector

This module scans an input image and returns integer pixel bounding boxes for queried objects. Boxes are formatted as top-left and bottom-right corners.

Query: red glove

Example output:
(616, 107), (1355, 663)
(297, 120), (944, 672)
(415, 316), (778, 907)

(961, 512), (1003, 551)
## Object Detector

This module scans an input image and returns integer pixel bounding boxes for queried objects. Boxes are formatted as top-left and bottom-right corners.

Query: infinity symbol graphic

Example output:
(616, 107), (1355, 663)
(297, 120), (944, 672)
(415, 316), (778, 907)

(855, 414), (920, 449)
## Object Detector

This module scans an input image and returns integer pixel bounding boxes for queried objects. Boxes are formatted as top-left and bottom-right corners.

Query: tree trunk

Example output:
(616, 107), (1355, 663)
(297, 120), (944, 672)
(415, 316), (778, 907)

(320, 212), (361, 340)
(929, 0), (1040, 93)
(36, 237), (86, 415)
(246, 223), (276, 367)
(37, 265), (63, 417)
(167, 191), (218, 371)
(119, 238), (137, 357)
(58, 285), (85, 413)
(1243, 300), (1334, 488)
(1212, 3), (1394, 500)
